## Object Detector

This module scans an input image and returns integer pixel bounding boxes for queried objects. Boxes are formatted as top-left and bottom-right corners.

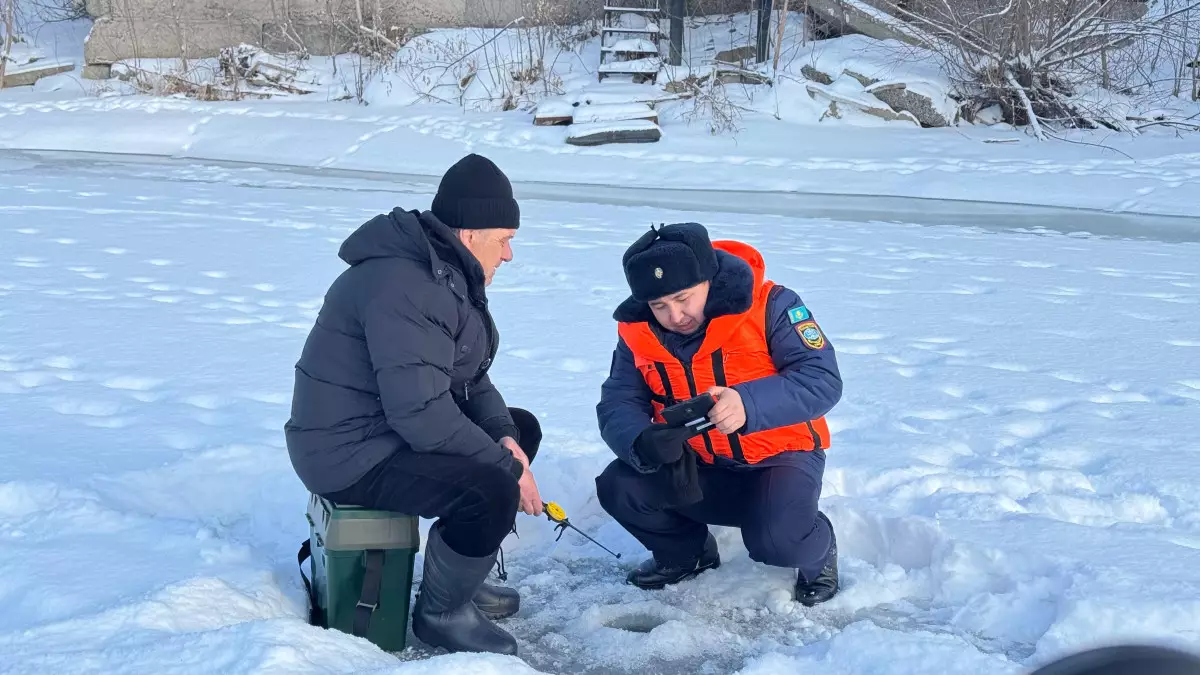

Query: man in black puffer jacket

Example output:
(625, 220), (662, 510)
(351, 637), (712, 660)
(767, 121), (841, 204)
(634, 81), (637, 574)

(285, 154), (542, 656)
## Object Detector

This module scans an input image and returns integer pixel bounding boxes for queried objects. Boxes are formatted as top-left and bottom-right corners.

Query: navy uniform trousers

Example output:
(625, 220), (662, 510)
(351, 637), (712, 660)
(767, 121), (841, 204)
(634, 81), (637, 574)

(596, 448), (832, 582)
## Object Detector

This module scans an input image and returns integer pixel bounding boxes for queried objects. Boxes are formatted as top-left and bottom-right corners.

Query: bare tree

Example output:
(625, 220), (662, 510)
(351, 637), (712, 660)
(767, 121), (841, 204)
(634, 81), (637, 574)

(1193, 43), (1200, 99)
(1, 0), (16, 88)
(869, 0), (1200, 138)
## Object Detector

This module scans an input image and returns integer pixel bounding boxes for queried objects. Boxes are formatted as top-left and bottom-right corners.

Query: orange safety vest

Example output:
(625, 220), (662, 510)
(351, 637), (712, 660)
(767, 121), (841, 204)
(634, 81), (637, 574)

(617, 240), (830, 464)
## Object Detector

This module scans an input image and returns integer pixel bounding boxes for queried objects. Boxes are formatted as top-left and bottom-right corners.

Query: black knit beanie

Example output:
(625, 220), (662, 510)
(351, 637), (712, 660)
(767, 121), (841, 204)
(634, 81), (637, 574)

(431, 153), (520, 230)
(621, 222), (718, 303)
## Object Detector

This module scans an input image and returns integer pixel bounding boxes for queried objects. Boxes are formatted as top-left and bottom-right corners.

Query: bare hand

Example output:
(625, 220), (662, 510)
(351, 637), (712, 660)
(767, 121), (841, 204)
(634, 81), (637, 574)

(501, 436), (541, 514)
(707, 386), (747, 435)
(517, 469), (543, 516)
(501, 436), (529, 469)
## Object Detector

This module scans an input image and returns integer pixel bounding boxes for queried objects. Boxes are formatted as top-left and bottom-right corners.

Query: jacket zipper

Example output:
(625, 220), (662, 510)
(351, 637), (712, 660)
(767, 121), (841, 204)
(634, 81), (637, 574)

(464, 299), (498, 402)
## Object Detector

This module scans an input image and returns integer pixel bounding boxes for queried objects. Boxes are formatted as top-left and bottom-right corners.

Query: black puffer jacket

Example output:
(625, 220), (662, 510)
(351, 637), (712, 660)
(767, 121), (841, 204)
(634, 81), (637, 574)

(285, 208), (519, 495)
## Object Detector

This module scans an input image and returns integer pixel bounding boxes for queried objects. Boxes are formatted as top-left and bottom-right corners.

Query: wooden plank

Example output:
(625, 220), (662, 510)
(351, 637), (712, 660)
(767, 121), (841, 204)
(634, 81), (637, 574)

(603, 6), (661, 12)
(601, 26), (662, 34)
(566, 120), (662, 146)
(602, 38), (659, 54)
(534, 97), (576, 126)
(602, 46), (659, 54)
(1, 60), (74, 88)
(572, 84), (680, 106)
(572, 102), (657, 125)
(599, 57), (661, 74)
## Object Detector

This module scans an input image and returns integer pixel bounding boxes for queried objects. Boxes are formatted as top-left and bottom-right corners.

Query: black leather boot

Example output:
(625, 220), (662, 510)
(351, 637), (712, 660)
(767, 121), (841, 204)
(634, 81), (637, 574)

(627, 532), (720, 590)
(473, 583), (519, 620)
(412, 526), (518, 655)
(795, 511), (839, 606)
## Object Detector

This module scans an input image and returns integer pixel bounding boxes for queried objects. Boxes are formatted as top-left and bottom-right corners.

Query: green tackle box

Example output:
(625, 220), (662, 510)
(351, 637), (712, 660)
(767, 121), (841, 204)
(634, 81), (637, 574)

(298, 493), (420, 652)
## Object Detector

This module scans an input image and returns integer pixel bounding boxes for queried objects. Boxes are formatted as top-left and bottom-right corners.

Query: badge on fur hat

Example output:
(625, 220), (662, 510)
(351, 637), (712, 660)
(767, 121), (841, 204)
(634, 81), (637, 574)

(654, 267), (663, 279)
(795, 321), (826, 350)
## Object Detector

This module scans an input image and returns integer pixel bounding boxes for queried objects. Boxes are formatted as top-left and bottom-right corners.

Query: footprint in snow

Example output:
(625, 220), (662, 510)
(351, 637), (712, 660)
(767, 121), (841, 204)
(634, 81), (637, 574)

(183, 395), (233, 410)
(1011, 398), (1076, 414)
(984, 362), (1036, 373)
(42, 356), (78, 370)
(839, 344), (881, 356)
(11, 372), (58, 389)
(938, 384), (986, 401)
(837, 332), (892, 341)
(559, 359), (590, 373)
(1004, 418), (1062, 441)
(1049, 371), (1095, 384)
(51, 399), (122, 418)
(102, 376), (164, 396)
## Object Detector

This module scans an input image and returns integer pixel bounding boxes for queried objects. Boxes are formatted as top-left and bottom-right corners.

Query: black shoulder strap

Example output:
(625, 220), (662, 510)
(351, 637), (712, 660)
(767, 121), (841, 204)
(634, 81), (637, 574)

(352, 550), (386, 638)
(298, 540), (385, 637)
(297, 540), (323, 626)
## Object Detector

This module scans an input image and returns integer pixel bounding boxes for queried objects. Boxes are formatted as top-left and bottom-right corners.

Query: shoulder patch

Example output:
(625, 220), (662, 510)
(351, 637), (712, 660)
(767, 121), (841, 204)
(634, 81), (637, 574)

(795, 321), (826, 350)
(787, 306), (811, 324)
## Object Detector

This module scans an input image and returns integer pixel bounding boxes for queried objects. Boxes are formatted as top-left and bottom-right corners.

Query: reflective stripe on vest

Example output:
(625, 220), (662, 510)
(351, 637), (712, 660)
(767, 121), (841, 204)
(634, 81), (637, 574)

(617, 240), (830, 464)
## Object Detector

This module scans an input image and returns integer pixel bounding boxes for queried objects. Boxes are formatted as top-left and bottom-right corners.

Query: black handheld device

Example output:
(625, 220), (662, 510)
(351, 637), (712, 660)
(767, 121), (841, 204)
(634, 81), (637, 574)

(660, 394), (717, 432)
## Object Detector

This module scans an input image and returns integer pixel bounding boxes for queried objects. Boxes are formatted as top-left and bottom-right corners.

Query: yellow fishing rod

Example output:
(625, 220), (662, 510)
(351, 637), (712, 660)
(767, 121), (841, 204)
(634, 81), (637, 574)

(543, 502), (622, 559)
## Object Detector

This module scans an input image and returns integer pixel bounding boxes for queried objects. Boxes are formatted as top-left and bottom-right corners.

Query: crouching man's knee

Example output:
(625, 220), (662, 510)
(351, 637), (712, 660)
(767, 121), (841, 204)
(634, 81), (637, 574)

(595, 459), (656, 521)
(742, 509), (831, 570)
(441, 462), (521, 557)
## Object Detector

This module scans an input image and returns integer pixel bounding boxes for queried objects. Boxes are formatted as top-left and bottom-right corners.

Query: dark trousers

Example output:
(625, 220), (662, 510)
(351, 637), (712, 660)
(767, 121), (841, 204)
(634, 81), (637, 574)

(324, 408), (541, 558)
(596, 450), (831, 581)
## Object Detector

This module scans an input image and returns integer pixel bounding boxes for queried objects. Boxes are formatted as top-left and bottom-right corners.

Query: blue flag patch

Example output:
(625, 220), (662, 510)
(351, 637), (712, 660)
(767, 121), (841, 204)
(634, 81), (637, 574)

(788, 306), (811, 324)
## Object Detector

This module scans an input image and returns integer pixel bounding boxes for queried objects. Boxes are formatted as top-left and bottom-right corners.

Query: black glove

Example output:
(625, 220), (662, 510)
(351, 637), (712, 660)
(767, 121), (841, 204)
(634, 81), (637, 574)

(634, 423), (697, 465)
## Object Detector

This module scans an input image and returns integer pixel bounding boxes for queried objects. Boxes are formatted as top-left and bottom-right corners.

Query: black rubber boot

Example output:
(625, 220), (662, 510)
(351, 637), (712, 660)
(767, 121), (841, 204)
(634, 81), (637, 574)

(627, 532), (720, 590)
(412, 526), (518, 655)
(795, 511), (839, 606)
(473, 583), (519, 620)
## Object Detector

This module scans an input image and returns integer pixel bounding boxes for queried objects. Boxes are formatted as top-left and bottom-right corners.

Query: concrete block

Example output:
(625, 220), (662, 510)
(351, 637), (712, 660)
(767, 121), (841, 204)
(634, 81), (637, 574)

(85, 16), (263, 63)
(82, 63), (113, 79)
(806, 0), (923, 47)
(1, 61), (76, 88)
(80, 0), (562, 65)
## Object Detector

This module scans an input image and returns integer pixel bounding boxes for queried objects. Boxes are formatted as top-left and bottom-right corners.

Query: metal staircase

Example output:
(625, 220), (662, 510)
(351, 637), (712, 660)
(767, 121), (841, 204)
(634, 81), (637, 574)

(598, 2), (664, 83)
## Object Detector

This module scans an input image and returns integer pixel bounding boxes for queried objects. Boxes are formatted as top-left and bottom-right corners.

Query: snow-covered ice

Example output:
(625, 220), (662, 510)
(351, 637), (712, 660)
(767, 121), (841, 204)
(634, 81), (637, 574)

(5, 96), (1200, 220)
(1, 152), (1198, 674)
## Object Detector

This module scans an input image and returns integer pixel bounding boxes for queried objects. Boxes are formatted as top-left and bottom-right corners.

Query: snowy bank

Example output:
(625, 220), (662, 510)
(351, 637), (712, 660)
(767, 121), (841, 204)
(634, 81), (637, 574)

(2, 96), (1200, 218)
(3, 11), (1200, 218)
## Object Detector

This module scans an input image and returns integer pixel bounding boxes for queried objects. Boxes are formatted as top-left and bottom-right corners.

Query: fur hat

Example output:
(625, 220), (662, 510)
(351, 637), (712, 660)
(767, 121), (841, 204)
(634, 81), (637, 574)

(621, 223), (718, 303)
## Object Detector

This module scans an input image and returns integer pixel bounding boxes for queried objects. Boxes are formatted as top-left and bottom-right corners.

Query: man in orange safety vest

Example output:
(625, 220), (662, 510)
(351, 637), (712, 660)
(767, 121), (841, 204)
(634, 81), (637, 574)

(595, 222), (842, 605)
